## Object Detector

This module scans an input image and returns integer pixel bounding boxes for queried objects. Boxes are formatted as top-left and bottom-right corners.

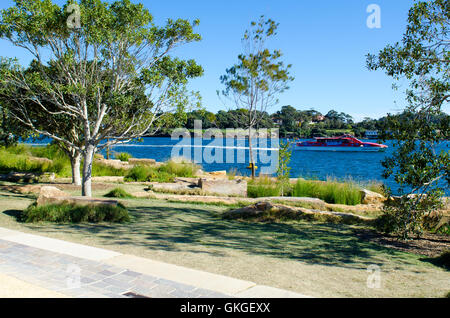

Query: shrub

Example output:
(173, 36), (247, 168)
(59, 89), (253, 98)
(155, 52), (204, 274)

(21, 203), (130, 223)
(116, 152), (132, 162)
(104, 188), (134, 198)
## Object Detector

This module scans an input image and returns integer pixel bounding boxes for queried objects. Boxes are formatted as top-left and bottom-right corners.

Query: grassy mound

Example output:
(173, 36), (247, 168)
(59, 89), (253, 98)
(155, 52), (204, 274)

(104, 187), (134, 198)
(21, 203), (130, 223)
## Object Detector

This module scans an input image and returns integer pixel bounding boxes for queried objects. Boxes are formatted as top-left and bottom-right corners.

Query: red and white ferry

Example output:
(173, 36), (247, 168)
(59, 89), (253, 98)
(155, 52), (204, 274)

(295, 135), (388, 152)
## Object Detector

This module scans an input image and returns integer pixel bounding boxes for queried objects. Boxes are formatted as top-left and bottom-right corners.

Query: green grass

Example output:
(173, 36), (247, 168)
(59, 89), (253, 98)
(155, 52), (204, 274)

(247, 176), (363, 205)
(0, 193), (446, 297)
(247, 176), (283, 198)
(21, 202), (130, 223)
(292, 178), (362, 205)
(0, 144), (129, 178)
(104, 187), (135, 198)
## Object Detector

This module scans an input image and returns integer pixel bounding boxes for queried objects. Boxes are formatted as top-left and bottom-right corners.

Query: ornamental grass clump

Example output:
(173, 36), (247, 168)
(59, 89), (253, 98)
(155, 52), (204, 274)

(21, 203), (130, 223)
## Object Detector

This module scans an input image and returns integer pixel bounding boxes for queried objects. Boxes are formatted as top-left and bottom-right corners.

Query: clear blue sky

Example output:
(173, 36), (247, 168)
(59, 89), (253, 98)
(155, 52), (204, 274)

(0, 0), (419, 121)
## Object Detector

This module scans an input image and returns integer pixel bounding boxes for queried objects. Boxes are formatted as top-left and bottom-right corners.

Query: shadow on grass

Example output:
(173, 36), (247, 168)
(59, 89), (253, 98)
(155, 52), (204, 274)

(420, 252), (450, 271)
(10, 201), (424, 270)
(2, 209), (22, 221)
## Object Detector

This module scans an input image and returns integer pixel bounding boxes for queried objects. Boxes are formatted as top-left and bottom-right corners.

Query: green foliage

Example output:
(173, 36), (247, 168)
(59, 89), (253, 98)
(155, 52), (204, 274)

(104, 188), (134, 199)
(367, 0), (449, 239)
(125, 160), (200, 182)
(21, 203), (130, 223)
(277, 140), (292, 196)
(115, 152), (132, 162)
(247, 176), (283, 198)
(292, 178), (362, 205)
(0, 0), (204, 196)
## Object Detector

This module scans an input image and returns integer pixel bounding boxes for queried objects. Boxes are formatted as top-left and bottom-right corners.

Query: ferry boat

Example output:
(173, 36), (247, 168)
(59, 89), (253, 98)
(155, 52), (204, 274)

(295, 135), (388, 152)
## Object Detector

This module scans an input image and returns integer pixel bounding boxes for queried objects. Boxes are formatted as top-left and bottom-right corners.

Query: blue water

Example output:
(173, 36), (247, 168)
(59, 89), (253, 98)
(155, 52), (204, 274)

(25, 137), (449, 195)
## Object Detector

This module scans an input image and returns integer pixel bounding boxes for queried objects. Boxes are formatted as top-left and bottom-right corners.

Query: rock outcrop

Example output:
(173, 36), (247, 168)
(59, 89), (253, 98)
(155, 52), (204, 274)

(224, 201), (373, 224)
(198, 178), (247, 197)
(360, 189), (386, 205)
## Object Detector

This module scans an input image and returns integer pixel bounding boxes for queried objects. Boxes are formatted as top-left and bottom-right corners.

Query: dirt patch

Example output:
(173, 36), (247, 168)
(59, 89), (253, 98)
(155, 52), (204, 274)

(355, 228), (450, 258)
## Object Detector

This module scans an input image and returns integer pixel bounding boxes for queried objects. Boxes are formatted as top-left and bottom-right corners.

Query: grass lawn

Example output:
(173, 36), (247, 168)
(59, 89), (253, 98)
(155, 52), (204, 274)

(0, 185), (448, 297)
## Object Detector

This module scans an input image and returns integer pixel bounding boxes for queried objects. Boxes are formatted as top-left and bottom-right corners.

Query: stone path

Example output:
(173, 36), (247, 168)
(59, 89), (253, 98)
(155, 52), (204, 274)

(0, 239), (227, 298)
(0, 227), (309, 298)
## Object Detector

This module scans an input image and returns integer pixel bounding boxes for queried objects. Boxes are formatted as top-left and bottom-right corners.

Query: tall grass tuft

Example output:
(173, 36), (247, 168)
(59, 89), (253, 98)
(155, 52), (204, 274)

(125, 160), (200, 183)
(21, 203), (130, 223)
(292, 178), (362, 205)
(247, 175), (282, 198)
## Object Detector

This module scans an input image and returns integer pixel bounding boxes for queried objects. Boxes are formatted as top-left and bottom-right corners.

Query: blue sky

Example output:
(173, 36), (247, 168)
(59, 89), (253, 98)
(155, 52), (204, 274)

(0, 0), (418, 121)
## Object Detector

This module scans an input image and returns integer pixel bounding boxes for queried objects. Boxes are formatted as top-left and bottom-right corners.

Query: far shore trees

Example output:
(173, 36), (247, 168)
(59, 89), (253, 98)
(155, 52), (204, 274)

(367, 0), (449, 239)
(0, 0), (203, 196)
(219, 16), (293, 178)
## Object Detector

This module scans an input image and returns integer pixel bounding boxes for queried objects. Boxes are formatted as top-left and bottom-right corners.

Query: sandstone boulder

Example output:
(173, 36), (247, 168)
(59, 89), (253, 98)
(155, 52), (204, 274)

(360, 189), (386, 205)
(37, 196), (119, 207)
(128, 158), (156, 166)
(36, 186), (71, 206)
(95, 158), (132, 170)
(207, 171), (227, 178)
(198, 178), (247, 197)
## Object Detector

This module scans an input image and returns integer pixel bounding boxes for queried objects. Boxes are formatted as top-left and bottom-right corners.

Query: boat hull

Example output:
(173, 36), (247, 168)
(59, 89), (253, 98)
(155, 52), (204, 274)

(295, 146), (386, 152)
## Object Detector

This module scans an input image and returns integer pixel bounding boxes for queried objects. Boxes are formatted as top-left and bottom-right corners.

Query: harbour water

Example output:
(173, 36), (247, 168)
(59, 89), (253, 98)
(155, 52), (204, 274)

(26, 137), (449, 195)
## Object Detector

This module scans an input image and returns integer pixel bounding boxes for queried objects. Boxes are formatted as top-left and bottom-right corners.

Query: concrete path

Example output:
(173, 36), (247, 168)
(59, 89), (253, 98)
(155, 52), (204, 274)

(0, 227), (309, 298)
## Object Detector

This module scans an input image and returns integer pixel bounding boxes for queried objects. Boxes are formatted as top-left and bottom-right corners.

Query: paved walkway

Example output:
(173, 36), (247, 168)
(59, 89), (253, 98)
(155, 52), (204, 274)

(0, 227), (309, 298)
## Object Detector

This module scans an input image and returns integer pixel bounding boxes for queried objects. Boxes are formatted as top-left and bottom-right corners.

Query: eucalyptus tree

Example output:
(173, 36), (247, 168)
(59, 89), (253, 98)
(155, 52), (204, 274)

(0, 0), (203, 196)
(367, 0), (449, 238)
(219, 16), (294, 178)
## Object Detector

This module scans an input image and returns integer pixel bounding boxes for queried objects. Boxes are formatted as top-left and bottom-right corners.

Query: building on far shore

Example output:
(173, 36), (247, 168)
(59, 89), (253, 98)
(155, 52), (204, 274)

(365, 130), (379, 139)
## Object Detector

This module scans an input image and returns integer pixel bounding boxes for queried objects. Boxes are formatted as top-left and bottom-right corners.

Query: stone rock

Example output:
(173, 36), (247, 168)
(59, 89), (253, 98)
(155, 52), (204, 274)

(91, 176), (125, 183)
(224, 201), (372, 223)
(95, 158), (132, 170)
(198, 178), (247, 197)
(128, 158), (156, 166)
(151, 182), (196, 192)
(360, 189), (386, 205)
(0, 184), (42, 195)
(28, 156), (53, 165)
(207, 171), (227, 178)
(37, 196), (119, 207)
(3, 172), (39, 183)
(131, 191), (156, 199)
(36, 186), (71, 206)
(38, 172), (56, 183)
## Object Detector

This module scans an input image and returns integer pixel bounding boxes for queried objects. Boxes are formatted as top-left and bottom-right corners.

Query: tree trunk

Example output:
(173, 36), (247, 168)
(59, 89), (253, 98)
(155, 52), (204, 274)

(249, 126), (255, 179)
(82, 144), (95, 197)
(70, 152), (82, 186)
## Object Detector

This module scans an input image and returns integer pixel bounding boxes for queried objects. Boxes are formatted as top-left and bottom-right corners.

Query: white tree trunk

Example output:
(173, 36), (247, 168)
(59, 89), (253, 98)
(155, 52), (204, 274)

(249, 126), (255, 179)
(71, 152), (81, 186)
(82, 145), (95, 197)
